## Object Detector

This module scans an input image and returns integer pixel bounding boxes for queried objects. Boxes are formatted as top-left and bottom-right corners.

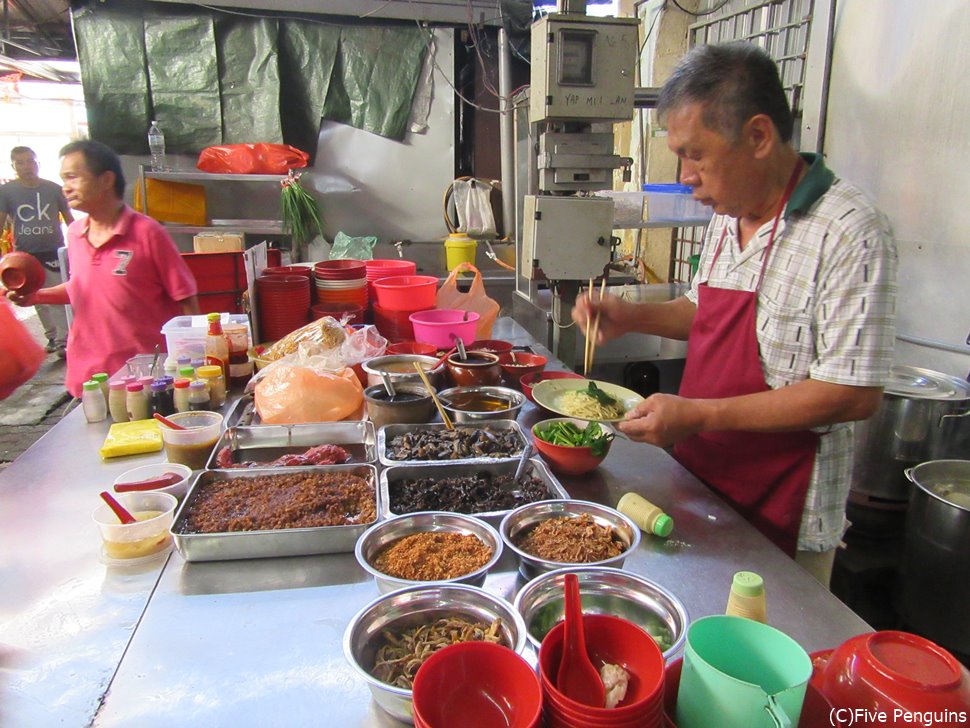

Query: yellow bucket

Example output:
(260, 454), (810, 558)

(444, 233), (478, 271)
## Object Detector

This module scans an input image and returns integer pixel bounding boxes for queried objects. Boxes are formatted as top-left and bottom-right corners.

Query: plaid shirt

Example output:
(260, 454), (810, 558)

(686, 154), (898, 551)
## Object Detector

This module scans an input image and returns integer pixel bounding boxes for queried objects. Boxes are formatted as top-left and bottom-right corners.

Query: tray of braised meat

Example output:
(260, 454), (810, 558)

(172, 464), (380, 561)
(380, 458), (568, 526)
(378, 421), (528, 467)
(205, 422), (377, 470)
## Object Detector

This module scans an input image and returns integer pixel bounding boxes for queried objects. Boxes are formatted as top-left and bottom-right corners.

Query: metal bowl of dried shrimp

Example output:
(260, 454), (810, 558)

(343, 583), (527, 723)
(354, 511), (503, 594)
(499, 499), (640, 580)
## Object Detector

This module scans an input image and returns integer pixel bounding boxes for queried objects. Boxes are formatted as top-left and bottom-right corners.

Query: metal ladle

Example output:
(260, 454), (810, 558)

(380, 371), (396, 399)
(453, 335), (468, 361)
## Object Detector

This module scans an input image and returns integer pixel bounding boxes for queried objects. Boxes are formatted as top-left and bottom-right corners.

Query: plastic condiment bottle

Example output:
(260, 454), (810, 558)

(126, 382), (150, 421)
(178, 365), (196, 380)
(81, 380), (107, 423)
(108, 380), (129, 422)
(224, 323), (253, 388)
(196, 365), (226, 408)
(173, 378), (192, 413)
(150, 380), (175, 416)
(205, 313), (230, 381)
(91, 372), (109, 403)
(725, 571), (768, 623)
(617, 492), (674, 538)
(188, 380), (211, 411)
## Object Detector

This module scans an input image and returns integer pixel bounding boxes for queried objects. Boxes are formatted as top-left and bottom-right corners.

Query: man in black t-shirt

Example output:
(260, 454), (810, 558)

(0, 147), (74, 356)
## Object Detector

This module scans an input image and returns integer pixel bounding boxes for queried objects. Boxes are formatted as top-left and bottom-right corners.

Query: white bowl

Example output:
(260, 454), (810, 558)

(113, 462), (193, 500)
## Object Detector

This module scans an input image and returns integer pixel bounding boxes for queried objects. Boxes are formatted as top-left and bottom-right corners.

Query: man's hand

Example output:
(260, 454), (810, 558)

(618, 393), (707, 447)
(571, 291), (632, 346)
(4, 288), (37, 307)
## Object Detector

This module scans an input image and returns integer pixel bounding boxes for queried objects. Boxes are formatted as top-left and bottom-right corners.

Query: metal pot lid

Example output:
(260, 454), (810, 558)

(886, 365), (970, 401)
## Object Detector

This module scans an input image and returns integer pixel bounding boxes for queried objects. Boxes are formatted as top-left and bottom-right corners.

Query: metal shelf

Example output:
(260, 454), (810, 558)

(143, 170), (287, 183)
(164, 220), (285, 235)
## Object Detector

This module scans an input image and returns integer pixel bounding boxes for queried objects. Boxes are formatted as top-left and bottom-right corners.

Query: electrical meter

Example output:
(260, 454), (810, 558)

(530, 14), (639, 123)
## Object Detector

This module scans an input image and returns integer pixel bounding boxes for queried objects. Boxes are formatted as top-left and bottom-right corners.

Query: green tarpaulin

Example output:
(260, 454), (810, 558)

(72, 1), (429, 155)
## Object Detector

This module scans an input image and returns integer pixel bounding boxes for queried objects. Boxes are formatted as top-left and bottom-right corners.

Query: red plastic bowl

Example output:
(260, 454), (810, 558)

(372, 275), (438, 311)
(412, 641), (542, 728)
(469, 339), (514, 355)
(538, 614), (665, 721)
(386, 341), (437, 356)
(498, 352), (548, 388)
(0, 251), (47, 295)
(520, 370), (586, 406)
(813, 631), (970, 724)
(532, 417), (614, 476)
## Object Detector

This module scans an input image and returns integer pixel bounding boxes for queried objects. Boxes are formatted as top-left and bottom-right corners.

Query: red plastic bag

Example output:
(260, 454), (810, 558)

(196, 143), (309, 175)
(0, 299), (44, 400)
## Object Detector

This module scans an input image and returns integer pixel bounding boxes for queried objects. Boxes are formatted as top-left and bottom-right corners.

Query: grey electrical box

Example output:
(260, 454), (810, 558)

(521, 195), (615, 280)
(530, 14), (639, 123)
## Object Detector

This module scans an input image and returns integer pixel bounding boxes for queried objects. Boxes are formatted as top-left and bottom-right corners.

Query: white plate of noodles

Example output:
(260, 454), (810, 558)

(531, 379), (643, 423)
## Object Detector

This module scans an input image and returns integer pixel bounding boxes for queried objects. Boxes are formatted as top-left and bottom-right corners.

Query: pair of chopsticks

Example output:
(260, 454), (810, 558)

(413, 362), (454, 430)
(584, 277), (606, 376)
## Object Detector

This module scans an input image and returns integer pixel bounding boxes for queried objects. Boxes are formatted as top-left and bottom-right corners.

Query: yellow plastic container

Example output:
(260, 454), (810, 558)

(444, 233), (478, 271)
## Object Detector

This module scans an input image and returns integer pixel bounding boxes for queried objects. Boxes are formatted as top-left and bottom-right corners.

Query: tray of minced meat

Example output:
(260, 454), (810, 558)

(380, 458), (568, 526)
(206, 421), (377, 470)
(171, 464), (379, 561)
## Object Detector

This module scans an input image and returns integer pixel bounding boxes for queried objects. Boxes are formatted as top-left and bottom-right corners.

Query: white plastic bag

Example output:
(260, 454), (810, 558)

(453, 178), (497, 237)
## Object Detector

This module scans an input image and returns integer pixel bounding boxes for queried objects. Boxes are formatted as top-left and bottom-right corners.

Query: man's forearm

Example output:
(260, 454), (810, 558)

(29, 283), (70, 306)
(179, 295), (200, 316)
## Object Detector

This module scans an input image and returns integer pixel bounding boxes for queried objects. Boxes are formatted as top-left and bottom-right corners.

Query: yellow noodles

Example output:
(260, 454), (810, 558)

(560, 389), (625, 420)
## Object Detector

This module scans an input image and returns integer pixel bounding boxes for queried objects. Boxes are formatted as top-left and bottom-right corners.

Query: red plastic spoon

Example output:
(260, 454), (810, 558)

(557, 573), (606, 707)
(153, 412), (187, 430)
(99, 490), (137, 525)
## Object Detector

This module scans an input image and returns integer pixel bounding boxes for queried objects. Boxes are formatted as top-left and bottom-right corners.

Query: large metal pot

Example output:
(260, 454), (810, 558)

(851, 366), (970, 502)
(897, 459), (970, 656)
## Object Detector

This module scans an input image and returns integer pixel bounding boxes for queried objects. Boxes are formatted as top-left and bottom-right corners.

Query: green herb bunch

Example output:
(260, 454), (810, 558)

(280, 171), (323, 258)
(535, 420), (614, 457)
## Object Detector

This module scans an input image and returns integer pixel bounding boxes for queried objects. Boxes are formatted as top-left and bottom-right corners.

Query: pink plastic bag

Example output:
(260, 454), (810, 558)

(0, 299), (44, 400)
(196, 143), (309, 175)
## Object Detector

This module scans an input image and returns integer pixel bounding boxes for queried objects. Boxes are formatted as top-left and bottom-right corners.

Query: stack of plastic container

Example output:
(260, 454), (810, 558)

(314, 260), (368, 311)
(371, 275), (438, 343)
(255, 274), (311, 342)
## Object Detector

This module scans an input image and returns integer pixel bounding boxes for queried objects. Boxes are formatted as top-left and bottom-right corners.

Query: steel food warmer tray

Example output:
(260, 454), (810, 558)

(377, 420), (529, 467)
(205, 421), (377, 469)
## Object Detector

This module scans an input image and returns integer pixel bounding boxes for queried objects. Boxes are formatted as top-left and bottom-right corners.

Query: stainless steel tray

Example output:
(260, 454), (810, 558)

(378, 421), (529, 467)
(224, 394), (256, 428)
(380, 458), (568, 526)
(205, 421), (377, 469)
(171, 464), (379, 561)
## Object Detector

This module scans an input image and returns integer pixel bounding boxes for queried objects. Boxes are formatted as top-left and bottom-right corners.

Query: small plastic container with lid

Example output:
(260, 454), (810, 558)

(725, 571), (767, 623)
(190, 359), (205, 376)
(196, 365), (226, 408)
(108, 380), (129, 422)
(82, 380), (107, 423)
(616, 492), (674, 538)
(178, 365), (196, 380)
(188, 380), (211, 411)
(173, 378), (192, 413)
(91, 372), (110, 404)
(126, 382), (150, 422)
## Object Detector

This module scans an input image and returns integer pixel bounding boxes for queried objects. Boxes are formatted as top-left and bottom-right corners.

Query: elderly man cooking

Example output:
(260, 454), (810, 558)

(572, 42), (897, 586)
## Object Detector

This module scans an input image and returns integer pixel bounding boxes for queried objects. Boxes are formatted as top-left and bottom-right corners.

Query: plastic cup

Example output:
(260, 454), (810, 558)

(675, 615), (811, 728)
(159, 411), (224, 469)
(92, 491), (177, 561)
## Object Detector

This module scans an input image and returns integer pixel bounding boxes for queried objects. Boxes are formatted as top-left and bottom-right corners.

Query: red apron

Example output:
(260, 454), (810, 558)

(673, 165), (817, 556)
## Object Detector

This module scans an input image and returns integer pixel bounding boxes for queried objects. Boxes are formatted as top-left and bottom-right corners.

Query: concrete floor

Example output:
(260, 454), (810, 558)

(0, 306), (74, 470)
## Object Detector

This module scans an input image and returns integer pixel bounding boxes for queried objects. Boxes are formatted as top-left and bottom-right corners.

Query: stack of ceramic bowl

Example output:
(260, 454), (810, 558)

(314, 259), (368, 311)
(255, 274), (311, 342)
(371, 274), (438, 343)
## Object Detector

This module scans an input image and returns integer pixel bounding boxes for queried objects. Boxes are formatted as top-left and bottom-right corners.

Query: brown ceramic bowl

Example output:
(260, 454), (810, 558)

(469, 339), (514, 356)
(363, 383), (437, 429)
(0, 251), (46, 295)
(445, 350), (502, 387)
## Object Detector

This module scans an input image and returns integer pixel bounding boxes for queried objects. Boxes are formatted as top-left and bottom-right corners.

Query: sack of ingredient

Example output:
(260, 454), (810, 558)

(435, 262), (499, 339)
(251, 317), (386, 424)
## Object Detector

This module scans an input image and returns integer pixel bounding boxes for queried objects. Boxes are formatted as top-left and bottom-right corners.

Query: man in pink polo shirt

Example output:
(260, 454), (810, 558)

(7, 140), (199, 397)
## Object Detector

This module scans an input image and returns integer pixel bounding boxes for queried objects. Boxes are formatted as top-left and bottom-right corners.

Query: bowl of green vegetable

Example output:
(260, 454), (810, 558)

(513, 566), (689, 661)
(531, 417), (615, 476)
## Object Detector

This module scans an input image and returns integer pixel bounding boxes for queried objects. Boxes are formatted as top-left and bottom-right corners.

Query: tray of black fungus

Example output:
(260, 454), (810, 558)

(380, 459), (568, 526)
(378, 422), (527, 466)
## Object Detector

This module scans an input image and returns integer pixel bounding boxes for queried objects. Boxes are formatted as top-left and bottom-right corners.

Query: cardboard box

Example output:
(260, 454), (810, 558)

(193, 233), (244, 253)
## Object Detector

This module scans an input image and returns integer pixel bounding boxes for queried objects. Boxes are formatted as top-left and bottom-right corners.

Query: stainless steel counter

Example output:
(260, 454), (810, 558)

(0, 318), (869, 727)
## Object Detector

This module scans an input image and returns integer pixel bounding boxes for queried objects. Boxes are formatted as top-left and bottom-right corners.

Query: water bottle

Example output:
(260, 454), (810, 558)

(148, 120), (166, 171)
